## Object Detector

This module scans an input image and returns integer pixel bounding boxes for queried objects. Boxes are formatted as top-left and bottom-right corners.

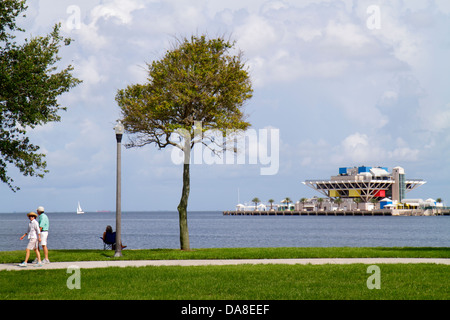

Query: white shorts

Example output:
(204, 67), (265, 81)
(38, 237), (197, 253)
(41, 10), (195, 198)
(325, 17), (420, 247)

(41, 231), (48, 246)
(27, 238), (38, 250)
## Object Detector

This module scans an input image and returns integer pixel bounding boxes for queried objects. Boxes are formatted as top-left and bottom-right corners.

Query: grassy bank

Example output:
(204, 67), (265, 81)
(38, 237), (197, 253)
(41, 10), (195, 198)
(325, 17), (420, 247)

(1, 263), (449, 300)
(1, 247), (449, 264)
(2, 247), (448, 300)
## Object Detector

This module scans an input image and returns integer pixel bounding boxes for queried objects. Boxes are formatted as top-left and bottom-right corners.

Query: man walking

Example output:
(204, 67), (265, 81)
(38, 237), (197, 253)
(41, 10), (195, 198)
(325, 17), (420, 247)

(37, 206), (50, 263)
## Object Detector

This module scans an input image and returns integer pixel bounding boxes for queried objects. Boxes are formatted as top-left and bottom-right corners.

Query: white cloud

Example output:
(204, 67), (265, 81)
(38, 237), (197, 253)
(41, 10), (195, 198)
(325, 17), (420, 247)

(232, 1), (412, 89)
(235, 14), (278, 55)
(76, 55), (108, 85)
(296, 27), (322, 42)
(334, 133), (379, 163)
(324, 20), (371, 49)
(387, 147), (420, 162)
(90, 0), (145, 25)
(331, 133), (420, 165)
(423, 105), (450, 132)
(379, 90), (399, 107)
(72, 22), (108, 50)
(61, 0), (145, 51)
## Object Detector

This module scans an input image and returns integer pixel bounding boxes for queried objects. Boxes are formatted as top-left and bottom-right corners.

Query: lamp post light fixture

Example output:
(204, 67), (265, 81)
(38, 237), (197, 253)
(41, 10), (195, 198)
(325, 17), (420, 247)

(114, 121), (124, 257)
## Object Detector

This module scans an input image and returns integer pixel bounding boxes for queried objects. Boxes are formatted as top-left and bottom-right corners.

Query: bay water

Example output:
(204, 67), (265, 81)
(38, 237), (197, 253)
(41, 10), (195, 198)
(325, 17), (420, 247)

(1, 211), (449, 251)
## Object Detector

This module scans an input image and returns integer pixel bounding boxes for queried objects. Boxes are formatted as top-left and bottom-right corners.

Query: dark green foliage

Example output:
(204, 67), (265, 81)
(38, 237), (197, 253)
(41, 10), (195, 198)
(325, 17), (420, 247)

(0, 1), (81, 191)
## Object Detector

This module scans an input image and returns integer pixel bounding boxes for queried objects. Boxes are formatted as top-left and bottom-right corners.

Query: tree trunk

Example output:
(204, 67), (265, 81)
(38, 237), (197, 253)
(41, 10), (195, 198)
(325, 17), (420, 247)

(177, 148), (191, 251)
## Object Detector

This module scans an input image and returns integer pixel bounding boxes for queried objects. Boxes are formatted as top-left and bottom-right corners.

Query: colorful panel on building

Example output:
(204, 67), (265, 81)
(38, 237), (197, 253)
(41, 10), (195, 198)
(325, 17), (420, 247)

(349, 189), (361, 197)
(329, 190), (340, 197)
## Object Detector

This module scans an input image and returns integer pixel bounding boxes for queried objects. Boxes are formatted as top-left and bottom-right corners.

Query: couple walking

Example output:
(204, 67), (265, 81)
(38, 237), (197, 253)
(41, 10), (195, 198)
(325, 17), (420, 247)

(18, 206), (50, 267)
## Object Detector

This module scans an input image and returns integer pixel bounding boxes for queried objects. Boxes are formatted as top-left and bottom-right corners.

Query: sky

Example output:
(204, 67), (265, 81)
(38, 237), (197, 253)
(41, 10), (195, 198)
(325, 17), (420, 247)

(1, 0), (450, 213)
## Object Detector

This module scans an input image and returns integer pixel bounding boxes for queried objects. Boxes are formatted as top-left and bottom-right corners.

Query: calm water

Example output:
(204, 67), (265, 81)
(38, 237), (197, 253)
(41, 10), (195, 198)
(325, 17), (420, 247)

(0, 211), (449, 251)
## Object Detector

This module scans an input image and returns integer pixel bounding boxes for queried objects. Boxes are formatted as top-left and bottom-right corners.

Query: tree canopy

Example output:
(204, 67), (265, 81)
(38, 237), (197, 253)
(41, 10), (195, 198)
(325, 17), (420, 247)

(0, 0), (81, 191)
(117, 35), (252, 150)
(116, 35), (253, 250)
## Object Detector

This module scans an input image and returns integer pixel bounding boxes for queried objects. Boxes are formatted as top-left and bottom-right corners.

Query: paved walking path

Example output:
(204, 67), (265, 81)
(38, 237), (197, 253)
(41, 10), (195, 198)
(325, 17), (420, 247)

(1, 258), (449, 271)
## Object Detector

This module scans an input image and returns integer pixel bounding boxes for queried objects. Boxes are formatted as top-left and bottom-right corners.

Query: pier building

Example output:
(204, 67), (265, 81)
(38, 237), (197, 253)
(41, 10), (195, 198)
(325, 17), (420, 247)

(303, 166), (425, 203)
(224, 166), (449, 216)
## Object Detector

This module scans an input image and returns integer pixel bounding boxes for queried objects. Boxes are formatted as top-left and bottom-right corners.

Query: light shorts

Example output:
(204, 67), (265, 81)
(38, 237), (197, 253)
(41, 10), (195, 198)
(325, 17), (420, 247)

(41, 231), (48, 246)
(27, 238), (38, 250)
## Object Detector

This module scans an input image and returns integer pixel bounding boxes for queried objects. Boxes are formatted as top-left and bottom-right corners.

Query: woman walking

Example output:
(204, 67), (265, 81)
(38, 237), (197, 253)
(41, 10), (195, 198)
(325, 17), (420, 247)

(19, 212), (42, 267)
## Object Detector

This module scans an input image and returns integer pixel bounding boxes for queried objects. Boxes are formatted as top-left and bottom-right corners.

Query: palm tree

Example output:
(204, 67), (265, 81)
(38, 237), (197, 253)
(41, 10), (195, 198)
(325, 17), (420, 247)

(353, 198), (362, 210)
(268, 199), (275, 210)
(369, 198), (378, 210)
(252, 197), (260, 210)
(300, 198), (308, 211)
(317, 197), (324, 210)
(283, 197), (292, 211)
(335, 197), (343, 210)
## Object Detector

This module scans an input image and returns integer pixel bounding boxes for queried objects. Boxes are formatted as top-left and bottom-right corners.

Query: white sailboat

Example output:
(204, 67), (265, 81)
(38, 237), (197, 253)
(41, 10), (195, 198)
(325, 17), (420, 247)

(77, 201), (84, 214)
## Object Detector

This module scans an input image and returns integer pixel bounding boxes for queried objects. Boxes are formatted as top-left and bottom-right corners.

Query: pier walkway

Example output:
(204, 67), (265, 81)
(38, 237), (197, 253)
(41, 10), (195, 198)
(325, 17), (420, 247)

(223, 210), (393, 216)
(223, 209), (450, 216)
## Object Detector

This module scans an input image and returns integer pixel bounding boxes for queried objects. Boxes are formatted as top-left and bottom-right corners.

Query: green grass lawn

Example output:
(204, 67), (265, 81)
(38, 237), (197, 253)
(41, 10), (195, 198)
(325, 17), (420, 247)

(1, 247), (448, 300)
(1, 264), (448, 300)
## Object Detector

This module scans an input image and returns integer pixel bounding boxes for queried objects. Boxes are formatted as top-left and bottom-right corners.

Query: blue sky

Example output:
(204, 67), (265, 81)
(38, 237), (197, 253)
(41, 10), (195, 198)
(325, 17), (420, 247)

(1, 0), (450, 213)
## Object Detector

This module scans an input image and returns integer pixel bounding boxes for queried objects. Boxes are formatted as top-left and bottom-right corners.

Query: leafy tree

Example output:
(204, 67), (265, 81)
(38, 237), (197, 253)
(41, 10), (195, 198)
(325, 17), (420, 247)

(0, 0), (81, 191)
(116, 35), (253, 250)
